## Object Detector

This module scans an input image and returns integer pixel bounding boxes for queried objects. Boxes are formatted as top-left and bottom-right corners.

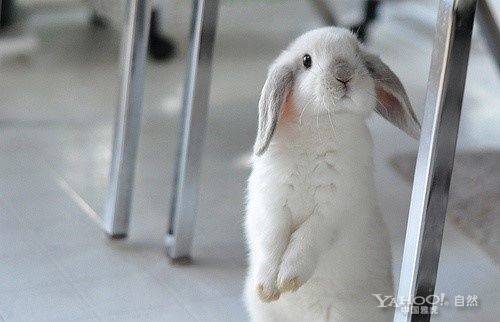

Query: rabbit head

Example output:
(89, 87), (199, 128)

(254, 27), (420, 156)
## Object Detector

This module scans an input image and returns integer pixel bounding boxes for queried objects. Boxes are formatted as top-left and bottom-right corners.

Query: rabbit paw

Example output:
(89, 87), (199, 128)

(276, 275), (301, 293)
(277, 243), (315, 293)
(256, 283), (280, 302)
(254, 260), (281, 302)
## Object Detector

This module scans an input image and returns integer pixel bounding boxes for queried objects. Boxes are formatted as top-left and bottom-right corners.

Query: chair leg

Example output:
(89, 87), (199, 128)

(0, 0), (15, 28)
(394, 0), (477, 321)
(165, 0), (220, 262)
(103, 0), (152, 238)
(148, 9), (176, 61)
(309, 0), (380, 42)
(351, 0), (380, 42)
(476, 0), (500, 70)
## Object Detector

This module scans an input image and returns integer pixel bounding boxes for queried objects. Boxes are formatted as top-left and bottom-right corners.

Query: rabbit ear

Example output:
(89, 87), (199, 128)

(254, 62), (294, 156)
(362, 52), (421, 139)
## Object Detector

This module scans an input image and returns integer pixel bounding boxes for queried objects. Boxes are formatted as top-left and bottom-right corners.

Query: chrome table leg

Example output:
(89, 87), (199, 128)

(394, 0), (477, 321)
(165, 0), (220, 261)
(103, 0), (152, 238)
(477, 0), (500, 70)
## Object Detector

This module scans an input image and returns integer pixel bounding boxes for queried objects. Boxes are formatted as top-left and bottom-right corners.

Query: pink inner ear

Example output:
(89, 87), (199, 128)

(376, 87), (404, 121)
(279, 90), (295, 123)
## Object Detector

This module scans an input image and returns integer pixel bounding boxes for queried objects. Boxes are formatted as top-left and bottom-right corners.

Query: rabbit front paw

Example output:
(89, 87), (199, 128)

(277, 244), (315, 293)
(276, 262), (304, 293)
(256, 282), (280, 302)
(276, 274), (301, 293)
(254, 260), (281, 302)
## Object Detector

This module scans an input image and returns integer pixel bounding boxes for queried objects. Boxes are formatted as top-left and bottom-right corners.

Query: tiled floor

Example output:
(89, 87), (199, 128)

(0, 1), (499, 321)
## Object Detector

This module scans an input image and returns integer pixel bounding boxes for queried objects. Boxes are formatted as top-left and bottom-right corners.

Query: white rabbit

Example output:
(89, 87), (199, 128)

(245, 27), (420, 322)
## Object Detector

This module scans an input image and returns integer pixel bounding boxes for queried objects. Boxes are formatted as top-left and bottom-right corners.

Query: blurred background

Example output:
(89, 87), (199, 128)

(0, 0), (498, 321)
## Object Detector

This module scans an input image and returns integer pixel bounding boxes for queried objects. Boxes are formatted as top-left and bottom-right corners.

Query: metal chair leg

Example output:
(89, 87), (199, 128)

(103, 0), (152, 238)
(351, 0), (380, 42)
(476, 0), (500, 70)
(394, 0), (477, 321)
(165, 0), (220, 262)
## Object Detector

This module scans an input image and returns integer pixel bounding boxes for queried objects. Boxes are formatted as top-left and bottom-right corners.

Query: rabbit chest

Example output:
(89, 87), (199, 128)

(282, 146), (341, 230)
(260, 116), (374, 232)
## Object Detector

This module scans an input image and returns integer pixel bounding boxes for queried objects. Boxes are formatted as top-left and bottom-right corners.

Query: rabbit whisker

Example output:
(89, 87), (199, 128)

(357, 72), (393, 82)
(357, 71), (370, 78)
(348, 96), (363, 116)
(324, 105), (336, 137)
(354, 25), (362, 38)
(299, 97), (315, 125)
(362, 89), (391, 118)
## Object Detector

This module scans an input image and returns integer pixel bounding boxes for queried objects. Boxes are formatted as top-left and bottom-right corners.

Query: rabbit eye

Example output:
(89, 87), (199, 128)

(303, 54), (312, 69)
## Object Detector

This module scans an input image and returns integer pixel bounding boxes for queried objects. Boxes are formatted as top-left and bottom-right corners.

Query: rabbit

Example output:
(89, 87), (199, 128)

(244, 26), (420, 322)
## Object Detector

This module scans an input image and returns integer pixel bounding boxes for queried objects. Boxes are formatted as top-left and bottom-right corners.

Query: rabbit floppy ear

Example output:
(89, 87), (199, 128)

(254, 62), (294, 156)
(362, 51), (421, 139)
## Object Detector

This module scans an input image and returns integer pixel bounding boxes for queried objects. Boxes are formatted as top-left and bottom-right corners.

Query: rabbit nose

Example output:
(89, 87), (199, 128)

(334, 67), (352, 84)
(332, 59), (353, 84)
(335, 76), (351, 84)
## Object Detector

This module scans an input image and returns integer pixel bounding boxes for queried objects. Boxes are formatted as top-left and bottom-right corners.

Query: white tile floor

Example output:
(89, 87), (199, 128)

(0, 1), (499, 321)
